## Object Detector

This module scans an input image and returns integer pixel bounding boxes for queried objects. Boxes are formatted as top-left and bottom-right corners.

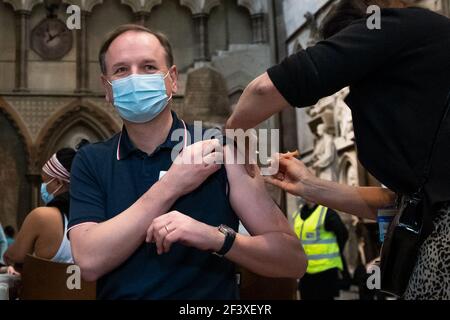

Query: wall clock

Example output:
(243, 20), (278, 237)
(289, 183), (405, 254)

(31, 18), (73, 60)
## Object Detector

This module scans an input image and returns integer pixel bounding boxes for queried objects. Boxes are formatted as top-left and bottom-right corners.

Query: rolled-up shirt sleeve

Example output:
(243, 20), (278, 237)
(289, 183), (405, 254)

(68, 148), (106, 231)
(267, 10), (411, 107)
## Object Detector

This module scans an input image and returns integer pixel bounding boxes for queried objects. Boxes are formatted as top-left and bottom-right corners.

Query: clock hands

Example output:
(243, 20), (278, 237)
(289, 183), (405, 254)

(46, 28), (67, 43)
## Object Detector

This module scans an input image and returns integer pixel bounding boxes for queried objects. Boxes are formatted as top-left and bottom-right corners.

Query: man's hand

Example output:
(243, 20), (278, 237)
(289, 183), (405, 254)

(265, 152), (396, 220)
(264, 152), (316, 197)
(145, 211), (224, 255)
(160, 139), (224, 198)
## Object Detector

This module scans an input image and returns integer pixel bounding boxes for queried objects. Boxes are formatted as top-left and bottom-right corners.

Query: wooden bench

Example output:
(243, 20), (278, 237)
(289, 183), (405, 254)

(20, 255), (96, 300)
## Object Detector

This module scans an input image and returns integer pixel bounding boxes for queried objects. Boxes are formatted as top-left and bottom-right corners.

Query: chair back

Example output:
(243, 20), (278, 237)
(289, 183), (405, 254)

(20, 254), (96, 300)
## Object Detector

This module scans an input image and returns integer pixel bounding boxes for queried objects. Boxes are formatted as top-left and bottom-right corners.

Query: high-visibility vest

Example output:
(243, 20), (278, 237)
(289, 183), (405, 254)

(293, 205), (343, 274)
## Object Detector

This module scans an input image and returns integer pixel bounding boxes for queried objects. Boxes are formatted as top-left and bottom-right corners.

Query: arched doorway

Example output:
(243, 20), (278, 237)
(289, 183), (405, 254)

(37, 104), (119, 166)
(32, 103), (120, 207)
(0, 110), (30, 230)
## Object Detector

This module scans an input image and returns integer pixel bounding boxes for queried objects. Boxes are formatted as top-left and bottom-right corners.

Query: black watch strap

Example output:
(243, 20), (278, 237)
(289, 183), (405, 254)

(215, 225), (236, 257)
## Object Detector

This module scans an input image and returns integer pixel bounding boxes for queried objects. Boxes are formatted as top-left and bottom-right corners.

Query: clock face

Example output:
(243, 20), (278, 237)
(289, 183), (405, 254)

(31, 18), (73, 60)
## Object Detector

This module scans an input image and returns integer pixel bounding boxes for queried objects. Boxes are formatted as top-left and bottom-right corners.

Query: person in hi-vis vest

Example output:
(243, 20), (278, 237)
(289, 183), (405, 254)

(294, 200), (349, 300)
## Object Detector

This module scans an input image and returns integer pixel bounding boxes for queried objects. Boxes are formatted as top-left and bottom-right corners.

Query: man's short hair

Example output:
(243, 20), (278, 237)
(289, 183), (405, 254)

(99, 24), (174, 75)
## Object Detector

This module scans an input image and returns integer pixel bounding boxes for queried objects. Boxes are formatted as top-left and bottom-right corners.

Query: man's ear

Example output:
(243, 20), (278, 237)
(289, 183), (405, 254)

(168, 65), (178, 94)
(101, 74), (113, 103)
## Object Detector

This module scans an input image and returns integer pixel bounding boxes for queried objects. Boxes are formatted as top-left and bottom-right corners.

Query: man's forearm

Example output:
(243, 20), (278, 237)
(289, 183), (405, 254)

(226, 73), (291, 130)
(302, 176), (396, 220)
(72, 180), (179, 281)
(224, 232), (307, 279)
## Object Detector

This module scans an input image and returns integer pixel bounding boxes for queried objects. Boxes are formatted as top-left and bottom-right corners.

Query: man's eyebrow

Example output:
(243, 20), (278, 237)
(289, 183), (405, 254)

(111, 62), (128, 69)
(141, 59), (158, 64)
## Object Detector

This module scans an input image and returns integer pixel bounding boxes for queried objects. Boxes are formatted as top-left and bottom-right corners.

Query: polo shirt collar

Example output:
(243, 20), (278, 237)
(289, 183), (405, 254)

(117, 111), (185, 161)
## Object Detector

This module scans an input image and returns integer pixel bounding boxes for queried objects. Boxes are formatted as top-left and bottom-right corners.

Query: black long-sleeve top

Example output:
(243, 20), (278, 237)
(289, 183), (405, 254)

(268, 8), (450, 225)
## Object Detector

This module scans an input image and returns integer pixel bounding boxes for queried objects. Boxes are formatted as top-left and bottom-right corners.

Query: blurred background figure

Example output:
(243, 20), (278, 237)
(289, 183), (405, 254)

(293, 200), (349, 300)
(3, 140), (88, 268)
(0, 222), (7, 266)
(3, 226), (15, 248)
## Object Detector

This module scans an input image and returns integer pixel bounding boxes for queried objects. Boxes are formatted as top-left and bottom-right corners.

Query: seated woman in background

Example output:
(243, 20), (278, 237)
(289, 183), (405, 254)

(4, 225), (16, 247)
(4, 141), (88, 265)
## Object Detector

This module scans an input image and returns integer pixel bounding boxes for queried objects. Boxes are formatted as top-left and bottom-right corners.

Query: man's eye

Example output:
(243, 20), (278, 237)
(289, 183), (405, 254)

(114, 67), (127, 74)
(145, 65), (156, 71)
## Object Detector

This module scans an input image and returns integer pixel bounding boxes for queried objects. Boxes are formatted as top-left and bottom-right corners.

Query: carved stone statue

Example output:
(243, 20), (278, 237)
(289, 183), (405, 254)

(334, 88), (354, 143)
(312, 124), (337, 181)
(347, 164), (359, 187)
(307, 95), (334, 118)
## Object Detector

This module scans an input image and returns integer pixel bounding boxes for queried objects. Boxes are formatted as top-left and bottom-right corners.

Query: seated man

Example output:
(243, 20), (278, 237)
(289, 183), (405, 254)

(68, 24), (307, 300)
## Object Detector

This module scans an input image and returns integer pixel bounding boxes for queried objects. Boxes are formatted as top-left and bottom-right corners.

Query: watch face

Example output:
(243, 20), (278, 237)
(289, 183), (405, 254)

(31, 18), (73, 60)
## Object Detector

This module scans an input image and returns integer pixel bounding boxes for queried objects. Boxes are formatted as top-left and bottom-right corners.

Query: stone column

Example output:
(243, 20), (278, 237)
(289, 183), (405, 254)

(180, 0), (220, 66)
(193, 13), (210, 62)
(63, 1), (104, 92)
(238, 0), (267, 44)
(27, 173), (41, 210)
(250, 12), (266, 44)
(120, 0), (162, 25)
(14, 10), (30, 92)
(4, 1), (44, 91)
(75, 10), (90, 93)
(443, 0), (450, 17)
(135, 11), (149, 25)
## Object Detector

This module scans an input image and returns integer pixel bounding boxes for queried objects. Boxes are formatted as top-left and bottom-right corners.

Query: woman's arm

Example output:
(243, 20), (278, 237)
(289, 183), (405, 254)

(300, 178), (396, 221)
(226, 73), (291, 131)
(226, 13), (408, 132)
(265, 154), (396, 220)
(3, 209), (42, 265)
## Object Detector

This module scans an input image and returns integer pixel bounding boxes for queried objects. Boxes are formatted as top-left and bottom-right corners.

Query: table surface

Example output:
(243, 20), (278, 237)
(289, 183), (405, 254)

(0, 274), (21, 284)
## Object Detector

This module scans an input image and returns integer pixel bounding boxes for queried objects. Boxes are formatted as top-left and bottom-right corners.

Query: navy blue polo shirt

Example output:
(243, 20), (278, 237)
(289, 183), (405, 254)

(68, 112), (239, 300)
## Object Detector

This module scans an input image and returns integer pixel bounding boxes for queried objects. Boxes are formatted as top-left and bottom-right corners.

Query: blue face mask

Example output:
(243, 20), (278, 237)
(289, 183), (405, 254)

(41, 182), (54, 205)
(109, 72), (172, 124)
(40, 179), (62, 205)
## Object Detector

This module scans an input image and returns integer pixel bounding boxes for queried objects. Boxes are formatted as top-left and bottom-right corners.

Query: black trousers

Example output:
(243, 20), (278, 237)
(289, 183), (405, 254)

(299, 268), (339, 300)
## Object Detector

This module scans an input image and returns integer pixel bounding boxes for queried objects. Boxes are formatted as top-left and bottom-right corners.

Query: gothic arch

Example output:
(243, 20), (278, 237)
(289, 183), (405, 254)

(338, 152), (359, 187)
(34, 101), (120, 170)
(0, 97), (33, 168)
(237, 0), (266, 15)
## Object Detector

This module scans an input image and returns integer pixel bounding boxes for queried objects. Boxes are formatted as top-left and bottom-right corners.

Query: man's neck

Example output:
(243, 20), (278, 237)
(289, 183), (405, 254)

(124, 108), (173, 155)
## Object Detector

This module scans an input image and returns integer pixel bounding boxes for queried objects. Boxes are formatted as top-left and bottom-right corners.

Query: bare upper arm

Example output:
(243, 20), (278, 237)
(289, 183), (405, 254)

(224, 145), (295, 237)
(4, 207), (57, 264)
(68, 222), (98, 244)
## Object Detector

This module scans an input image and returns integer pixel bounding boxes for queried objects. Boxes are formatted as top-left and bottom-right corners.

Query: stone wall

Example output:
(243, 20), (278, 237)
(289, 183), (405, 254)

(0, 0), (278, 228)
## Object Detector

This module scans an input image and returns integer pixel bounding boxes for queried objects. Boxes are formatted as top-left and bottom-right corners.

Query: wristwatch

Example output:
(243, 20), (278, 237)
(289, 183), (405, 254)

(214, 225), (236, 257)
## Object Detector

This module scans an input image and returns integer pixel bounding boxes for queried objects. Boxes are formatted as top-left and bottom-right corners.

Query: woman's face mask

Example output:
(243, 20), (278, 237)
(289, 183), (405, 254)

(40, 178), (62, 205)
(108, 72), (172, 124)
